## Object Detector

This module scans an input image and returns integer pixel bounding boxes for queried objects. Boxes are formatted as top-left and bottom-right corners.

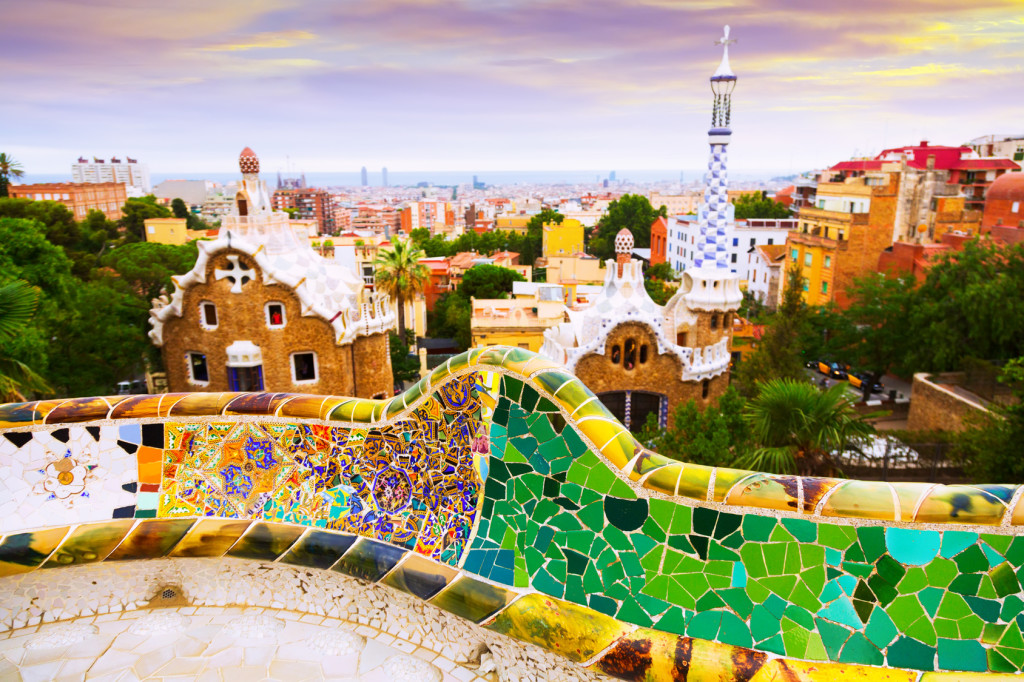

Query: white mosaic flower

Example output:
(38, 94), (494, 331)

(308, 629), (365, 656)
(381, 654), (442, 682)
(26, 622), (98, 649)
(41, 457), (88, 501)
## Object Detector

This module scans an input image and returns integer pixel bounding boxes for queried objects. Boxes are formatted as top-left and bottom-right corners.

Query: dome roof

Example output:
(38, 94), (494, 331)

(987, 172), (1024, 201)
(239, 147), (260, 174)
(614, 228), (634, 254)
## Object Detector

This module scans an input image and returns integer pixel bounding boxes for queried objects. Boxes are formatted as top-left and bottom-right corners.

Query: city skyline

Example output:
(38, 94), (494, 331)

(3, 0), (1022, 174)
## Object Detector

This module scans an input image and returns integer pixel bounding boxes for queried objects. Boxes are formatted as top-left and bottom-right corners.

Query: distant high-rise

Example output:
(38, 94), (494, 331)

(71, 156), (150, 194)
(361, 166), (368, 186)
(382, 167), (388, 187)
(609, 170), (617, 182)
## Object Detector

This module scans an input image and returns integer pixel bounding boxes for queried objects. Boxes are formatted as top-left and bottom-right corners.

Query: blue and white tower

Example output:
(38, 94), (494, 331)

(695, 25), (738, 270)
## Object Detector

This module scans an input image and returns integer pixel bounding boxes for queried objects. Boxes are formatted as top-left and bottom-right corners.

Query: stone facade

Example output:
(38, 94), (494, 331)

(161, 250), (392, 398)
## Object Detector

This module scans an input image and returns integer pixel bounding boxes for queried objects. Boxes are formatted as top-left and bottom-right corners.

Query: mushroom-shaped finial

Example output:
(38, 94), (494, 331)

(239, 147), (260, 175)
(614, 228), (634, 255)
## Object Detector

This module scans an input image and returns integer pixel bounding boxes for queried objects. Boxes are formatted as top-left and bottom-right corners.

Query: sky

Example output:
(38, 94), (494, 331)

(2, 0), (1023, 176)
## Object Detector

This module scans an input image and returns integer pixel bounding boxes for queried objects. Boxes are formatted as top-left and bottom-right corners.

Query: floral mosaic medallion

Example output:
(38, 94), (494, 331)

(159, 373), (486, 565)
(40, 454), (90, 501)
(373, 467), (412, 513)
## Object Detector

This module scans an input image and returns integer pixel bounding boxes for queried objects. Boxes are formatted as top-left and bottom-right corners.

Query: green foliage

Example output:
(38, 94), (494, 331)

(639, 386), (752, 466)
(733, 265), (809, 396)
(0, 279), (51, 401)
(643, 261), (676, 305)
(101, 241), (200, 304)
(0, 152), (25, 198)
(459, 264), (525, 300)
(738, 379), (875, 476)
(0, 209), (196, 399)
(171, 198), (190, 219)
(954, 358), (1024, 483)
(389, 332), (421, 384)
(903, 240), (1024, 371)
(732, 192), (791, 220)
(589, 195), (666, 261)
(427, 264), (525, 351)
(374, 239), (430, 338)
(119, 195), (172, 241)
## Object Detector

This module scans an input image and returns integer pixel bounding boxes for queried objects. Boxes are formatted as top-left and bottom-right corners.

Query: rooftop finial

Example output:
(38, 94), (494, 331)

(713, 25), (736, 79)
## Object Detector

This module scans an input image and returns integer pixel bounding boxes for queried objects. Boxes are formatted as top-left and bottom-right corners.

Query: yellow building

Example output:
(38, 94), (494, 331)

(470, 284), (567, 351)
(494, 216), (530, 234)
(542, 218), (584, 258)
(143, 218), (203, 245)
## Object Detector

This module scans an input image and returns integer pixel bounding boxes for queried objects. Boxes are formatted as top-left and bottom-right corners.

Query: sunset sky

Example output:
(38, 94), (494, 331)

(3, 0), (1023, 176)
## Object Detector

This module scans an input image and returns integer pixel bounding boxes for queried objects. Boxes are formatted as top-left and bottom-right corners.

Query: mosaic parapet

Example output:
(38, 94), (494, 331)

(2, 345), (1024, 678)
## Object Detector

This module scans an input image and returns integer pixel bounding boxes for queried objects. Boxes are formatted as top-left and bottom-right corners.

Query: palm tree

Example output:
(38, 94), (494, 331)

(373, 239), (429, 339)
(0, 152), (25, 198)
(738, 379), (874, 476)
(0, 280), (51, 402)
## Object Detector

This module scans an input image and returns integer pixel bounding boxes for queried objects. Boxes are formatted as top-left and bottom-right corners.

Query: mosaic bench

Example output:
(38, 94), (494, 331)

(1, 345), (1022, 680)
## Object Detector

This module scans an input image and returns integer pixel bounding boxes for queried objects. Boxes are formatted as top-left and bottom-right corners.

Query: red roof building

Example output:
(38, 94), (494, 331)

(830, 141), (1020, 212)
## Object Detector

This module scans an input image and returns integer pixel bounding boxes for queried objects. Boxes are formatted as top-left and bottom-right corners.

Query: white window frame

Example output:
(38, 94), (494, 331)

(290, 351), (319, 384)
(199, 301), (218, 330)
(265, 301), (287, 329)
(186, 352), (210, 385)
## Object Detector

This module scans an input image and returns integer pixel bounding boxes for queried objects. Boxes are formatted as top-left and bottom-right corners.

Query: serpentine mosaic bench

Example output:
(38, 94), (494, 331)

(1, 345), (1022, 680)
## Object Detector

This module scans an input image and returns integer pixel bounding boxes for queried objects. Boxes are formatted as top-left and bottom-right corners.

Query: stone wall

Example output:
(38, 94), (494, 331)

(574, 320), (728, 428)
(161, 249), (390, 397)
(907, 372), (992, 432)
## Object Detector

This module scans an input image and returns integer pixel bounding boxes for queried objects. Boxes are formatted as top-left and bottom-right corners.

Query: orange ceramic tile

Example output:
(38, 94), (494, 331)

(0, 400), (45, 428)
(44, 396), (112, 424)
(108, 394), (166, 420)
(137, 446), (163, 484)
(224, 392), (294, 416)
(106, 519), (196, 561)
(274, 395), (329, 420)
(820, 480), (897, 521)
(168, 519), (251, 557)
(168, 392), (243, 417)
(801, 477), (843, 514)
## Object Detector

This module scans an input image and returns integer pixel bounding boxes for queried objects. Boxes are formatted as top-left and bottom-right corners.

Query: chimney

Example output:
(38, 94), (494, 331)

(927, 155), (935, 170)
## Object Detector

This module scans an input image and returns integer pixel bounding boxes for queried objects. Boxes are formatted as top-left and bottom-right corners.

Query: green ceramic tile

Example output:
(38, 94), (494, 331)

(429, 575), (514, 622)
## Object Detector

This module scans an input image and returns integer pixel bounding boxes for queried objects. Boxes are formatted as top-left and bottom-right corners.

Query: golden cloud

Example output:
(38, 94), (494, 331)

(202, 30), (317, 52)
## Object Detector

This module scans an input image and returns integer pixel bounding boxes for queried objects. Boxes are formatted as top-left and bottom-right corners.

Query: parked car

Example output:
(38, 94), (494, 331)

(848, 372), (884, 394)
(816, 360), (848, 380)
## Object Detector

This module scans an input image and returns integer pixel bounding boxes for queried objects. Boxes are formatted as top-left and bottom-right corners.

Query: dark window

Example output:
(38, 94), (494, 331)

(710, 314), (718, 330)
(631, 392), (662, 432)
(267, 303), (285, 327)
(611, 344), (621, 364)
(639, 344), (648, 364)
(293, 352), (317, 382)
(702, 379), (710, 399)
(624, 339), (636, 369)
(228, 366), (263, 391)
(202, 303), (217, 327)
(188, 353), (209, 383)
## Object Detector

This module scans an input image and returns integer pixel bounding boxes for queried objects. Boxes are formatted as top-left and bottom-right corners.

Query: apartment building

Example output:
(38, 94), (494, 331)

(8, 182), (126, 220)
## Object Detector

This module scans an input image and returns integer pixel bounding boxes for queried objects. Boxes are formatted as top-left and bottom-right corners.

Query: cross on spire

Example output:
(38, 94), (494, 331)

(715, 25), (735, 47)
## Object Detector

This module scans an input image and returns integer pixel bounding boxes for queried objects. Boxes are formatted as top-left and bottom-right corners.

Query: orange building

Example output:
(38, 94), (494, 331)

(982, 172), (1024, 244)
(419, 257), (452, 311)
(8, 182), (126, 220)
(650, 216), (667, 265)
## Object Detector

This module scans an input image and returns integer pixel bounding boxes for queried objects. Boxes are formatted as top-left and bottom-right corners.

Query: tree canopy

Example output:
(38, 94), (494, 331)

(427, 264), (525, 350)
(732, 192), (792, 220)
(589, 195), (666, 261)
(119, 195), (172, 241)
(373, 239), (430, 338)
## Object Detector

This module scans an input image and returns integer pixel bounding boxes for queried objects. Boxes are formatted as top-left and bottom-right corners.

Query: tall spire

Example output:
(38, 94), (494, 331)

(694, 26), (738, 271)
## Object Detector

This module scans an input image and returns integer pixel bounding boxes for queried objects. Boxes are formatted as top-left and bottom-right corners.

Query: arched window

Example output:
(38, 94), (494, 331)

(710, 313), (718, 330)
(624, 339), (636, 369)
(724, 313), (731, 327)
(702, 379), (710, 399)
(639, 344), (648, 364)
(611, 345), (621, 364)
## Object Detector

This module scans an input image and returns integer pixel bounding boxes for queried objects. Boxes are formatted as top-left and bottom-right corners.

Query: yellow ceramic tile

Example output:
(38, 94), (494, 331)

(725, 474), (801, 513)
(914, 485), (1006, 526)
(642, 463), (683, 496)
(43, 520), (135, 568)
(820, 480), (897, 521)
(0, 527), (70, 576)
(676, 464), (714, 501)
(751, 658), (918, 681)
(486, 593), (633, 663)
(169, 519), (251, 557)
